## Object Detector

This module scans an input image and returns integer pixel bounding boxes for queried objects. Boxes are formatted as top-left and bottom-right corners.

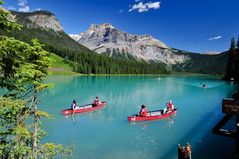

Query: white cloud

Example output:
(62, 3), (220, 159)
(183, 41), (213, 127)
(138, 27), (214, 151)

(18, 0), (30, 12)
(207, 36), (222, 41)
(19, 6), (30, 12)
(203, 51), (220, 54)
(147, 2), (160, 9)
(18, 0), (27, 7)
(7, 6), (17, 11)
(35, 8), (41, 11)
(129, 1), (161, 13)
(118, 9), (124, 14)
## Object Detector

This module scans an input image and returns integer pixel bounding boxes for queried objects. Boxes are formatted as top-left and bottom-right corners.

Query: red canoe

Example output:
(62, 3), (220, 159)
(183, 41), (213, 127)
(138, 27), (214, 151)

(61, 102), (106, 115)
(127, 108), (177, 122)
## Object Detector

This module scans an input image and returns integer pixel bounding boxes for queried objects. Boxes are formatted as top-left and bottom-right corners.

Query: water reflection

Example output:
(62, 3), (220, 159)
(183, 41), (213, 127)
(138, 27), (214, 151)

(63, 108), (109, 123)
(128, 114), (177, 130)
(167, 116), (174, 128)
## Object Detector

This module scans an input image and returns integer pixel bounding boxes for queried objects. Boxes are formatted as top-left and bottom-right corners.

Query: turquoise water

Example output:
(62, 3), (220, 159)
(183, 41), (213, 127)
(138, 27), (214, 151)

(40, 75), (236, 159)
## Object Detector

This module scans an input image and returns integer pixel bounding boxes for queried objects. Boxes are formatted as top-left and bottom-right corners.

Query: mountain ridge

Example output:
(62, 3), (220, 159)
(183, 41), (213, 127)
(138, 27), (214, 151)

(1, 9), (227, 75)
(69, 23), (190, 65)
(0, 10), (168, 74)
(11, 10), (64, 32)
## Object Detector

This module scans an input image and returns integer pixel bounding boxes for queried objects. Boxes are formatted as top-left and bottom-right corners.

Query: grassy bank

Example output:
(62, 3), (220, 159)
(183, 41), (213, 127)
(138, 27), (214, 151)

(48, 53), (80, 75)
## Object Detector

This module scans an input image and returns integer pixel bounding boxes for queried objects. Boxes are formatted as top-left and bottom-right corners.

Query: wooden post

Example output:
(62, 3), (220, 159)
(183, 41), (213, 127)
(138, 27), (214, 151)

(235, 113), (239, 155)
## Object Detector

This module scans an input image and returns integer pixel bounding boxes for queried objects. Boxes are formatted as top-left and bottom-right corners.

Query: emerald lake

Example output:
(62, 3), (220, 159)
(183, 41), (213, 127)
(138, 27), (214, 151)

(40, 75), (236, 159)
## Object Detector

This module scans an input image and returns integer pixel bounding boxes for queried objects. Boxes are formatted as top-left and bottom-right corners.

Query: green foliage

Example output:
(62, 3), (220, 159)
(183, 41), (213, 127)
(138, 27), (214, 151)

(0, 36), (53, 93)
(0, 96), (32, 159)
(230, 37), (236, 50)
(0, 36), (28, 92)
(172, 49), (227, 74)
(0, 36), (72, 158)
(24, 38), (53, 90)
(50, 53), (72, 70)
(39, 143), (73, 159)
(0, 3), (21, 32)
(224, 36), (239, 80)
(237, 35), (239, 49)
(0, 3), (72, 158)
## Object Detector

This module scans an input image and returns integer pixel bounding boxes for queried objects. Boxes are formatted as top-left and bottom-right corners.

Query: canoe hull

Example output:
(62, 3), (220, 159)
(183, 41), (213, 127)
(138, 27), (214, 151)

(62, 102), (106, 115)
(128, 108), (177, 122)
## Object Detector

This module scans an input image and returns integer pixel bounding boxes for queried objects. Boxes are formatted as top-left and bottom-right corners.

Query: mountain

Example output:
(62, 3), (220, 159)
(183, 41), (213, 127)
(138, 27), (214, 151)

(11, 10), (64, 32)
(1, 9), (227, 75)
(70, 23), (228, 74)
(0, 10), (167, 74)
(172, 49), (227, 74)
(69, 23), (189, 65)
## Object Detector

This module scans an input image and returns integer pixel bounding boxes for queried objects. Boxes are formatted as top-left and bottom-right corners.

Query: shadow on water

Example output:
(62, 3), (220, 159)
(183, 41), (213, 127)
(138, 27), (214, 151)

(160, 107), (235, 159)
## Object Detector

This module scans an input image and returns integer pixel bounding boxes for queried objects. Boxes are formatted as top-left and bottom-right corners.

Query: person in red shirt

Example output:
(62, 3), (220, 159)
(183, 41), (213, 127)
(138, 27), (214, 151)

(93, 96), (101, 107)
(166, 100), (174, 112)
(139, 105), (148, 117)
(164, 100), (174, 113)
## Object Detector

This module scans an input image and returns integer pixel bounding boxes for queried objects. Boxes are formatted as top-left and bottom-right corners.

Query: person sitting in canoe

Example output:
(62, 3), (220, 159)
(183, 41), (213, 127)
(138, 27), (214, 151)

(92, 96), (101, 107)
(167, 100), (174, 110)
(71, 99), (79, 110)
(163, 100), (174, 113)
(139, 104), (148, 117)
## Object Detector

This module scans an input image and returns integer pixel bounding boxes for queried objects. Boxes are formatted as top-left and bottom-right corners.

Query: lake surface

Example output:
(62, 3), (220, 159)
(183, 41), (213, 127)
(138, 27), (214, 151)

(40, 75), (237, 159)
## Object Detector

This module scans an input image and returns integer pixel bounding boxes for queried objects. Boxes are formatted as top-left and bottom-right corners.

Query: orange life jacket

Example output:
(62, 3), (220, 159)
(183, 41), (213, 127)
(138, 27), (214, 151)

(140, 108), (147, 117)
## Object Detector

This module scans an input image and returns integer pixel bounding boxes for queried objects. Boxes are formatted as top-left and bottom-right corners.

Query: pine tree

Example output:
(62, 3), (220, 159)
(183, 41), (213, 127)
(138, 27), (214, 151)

(237, 35), (239, 49)
(0, 1), (72, 158)
(224, 37), (238, 80)
(230, 37), (236, 50)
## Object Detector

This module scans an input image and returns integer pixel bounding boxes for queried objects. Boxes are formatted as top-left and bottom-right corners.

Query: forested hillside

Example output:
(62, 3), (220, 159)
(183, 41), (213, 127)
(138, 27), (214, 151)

(172, 49), (228, 74)
(0, 11), (168, 74)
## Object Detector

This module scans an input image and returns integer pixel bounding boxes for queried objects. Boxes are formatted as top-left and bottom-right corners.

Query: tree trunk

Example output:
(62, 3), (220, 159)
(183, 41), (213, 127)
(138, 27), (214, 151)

(32, 83), (38, 159)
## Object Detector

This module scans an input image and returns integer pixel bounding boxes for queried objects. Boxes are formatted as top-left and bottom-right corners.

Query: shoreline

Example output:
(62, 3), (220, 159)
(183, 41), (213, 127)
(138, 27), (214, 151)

(47, 70), (222, 77)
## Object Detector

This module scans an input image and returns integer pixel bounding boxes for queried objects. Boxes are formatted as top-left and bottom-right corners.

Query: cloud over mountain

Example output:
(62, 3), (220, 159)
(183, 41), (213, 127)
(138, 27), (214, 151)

(18, 0), (30, 12)
(129, 1), (161, 13)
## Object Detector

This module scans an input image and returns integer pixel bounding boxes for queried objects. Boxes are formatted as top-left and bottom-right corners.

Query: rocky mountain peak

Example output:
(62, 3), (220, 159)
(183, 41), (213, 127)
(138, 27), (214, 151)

(69, 23), (190, 65)
(12, 10), (64, 32)
(89, 23), (115, 30)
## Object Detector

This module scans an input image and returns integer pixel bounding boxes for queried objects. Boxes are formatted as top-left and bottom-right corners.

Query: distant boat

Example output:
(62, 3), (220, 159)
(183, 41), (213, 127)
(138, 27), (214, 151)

(127, 108), (177, 122)
(61, 102), (106, 115)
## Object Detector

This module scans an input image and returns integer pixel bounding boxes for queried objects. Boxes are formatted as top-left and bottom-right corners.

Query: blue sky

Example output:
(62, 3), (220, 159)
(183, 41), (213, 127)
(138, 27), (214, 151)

(2, 0), (239, 53)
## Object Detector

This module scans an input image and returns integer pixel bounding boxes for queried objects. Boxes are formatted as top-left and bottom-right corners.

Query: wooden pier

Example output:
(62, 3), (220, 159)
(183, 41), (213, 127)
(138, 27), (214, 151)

(212, 98), (239, 157)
